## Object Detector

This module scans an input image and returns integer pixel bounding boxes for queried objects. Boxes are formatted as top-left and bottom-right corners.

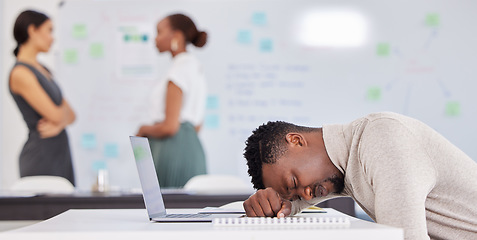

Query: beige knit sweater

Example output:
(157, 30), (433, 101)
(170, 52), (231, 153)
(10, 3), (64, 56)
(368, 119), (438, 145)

(291, 112), (477, 239)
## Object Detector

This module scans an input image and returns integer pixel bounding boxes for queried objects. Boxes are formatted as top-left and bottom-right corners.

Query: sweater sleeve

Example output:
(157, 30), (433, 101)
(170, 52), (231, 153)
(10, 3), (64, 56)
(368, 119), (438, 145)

(290, 194), (343, 215)
(290, 199), (313, 215)
(359, 119), (437, 240)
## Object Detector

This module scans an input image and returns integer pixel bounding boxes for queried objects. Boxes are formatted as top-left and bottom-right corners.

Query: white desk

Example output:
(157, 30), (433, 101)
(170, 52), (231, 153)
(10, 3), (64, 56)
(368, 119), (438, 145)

(0, 208), (403, 240)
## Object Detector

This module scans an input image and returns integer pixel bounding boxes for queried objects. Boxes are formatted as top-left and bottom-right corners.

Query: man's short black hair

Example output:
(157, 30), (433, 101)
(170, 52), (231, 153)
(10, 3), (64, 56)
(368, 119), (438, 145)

(243, 121), (316, 189)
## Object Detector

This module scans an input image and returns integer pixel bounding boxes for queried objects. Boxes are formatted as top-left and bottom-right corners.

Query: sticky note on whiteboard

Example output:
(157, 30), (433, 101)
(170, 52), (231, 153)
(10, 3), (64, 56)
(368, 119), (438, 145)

(237, 30), (252, 44)
(104, 143), (119, 158)
(252, 12), (267, 26)
(72, 24), (87, 39)
(376, 43), (390, 56)
(260, 38), (273, 52)
(89, 43), (104, 58)
(366, 87), (381, 101)
(64, 49), (78, 64)
(92, 160), (107, 171)
(206, 95), (219, 110)
(445, 101), (460, 116)
(205, 114), (220, 129)
(426, 13), (440, 27)
(81, 133), (97, 149)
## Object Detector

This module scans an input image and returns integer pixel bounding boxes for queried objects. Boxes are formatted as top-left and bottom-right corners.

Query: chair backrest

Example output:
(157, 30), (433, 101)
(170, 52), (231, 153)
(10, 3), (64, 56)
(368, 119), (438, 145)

(10, 176), (75, 194)
(183, 174), (253, 194)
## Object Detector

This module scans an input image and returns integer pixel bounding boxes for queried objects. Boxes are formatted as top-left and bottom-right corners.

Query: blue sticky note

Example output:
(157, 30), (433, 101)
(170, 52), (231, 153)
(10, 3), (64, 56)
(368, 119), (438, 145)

(206, 95), (219, 110)
(104, 143), (119, 158)
(237, 30), (252, 44)
(81, 133), (97, 149)
(92, 160), (107, 171)
(260, 38), (273, 52)
(205, 114), (220, 129)
(252, 12), (267, 26)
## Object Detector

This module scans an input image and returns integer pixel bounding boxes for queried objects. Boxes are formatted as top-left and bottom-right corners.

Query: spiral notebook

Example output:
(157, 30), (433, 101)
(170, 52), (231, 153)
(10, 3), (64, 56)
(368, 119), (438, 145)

(213, 216), (350, 226)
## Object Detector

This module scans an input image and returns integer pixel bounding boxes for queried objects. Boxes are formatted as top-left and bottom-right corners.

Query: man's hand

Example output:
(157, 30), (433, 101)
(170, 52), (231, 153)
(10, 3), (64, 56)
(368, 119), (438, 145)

(243, 187), (292, 218)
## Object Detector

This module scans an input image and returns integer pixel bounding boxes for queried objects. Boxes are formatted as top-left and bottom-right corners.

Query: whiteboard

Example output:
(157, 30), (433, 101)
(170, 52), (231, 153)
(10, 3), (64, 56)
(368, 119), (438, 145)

(57, 0), (477, 190)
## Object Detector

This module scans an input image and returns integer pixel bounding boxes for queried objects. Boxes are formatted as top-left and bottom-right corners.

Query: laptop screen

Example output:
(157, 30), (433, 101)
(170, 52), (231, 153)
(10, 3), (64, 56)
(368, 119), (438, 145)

(130, 136), (166, 218)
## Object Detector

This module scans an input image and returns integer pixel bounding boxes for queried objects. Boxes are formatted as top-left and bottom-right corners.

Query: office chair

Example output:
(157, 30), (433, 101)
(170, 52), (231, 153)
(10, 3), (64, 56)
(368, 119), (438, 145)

(10, 176), (75, 194)
(183, 174), (253, 194)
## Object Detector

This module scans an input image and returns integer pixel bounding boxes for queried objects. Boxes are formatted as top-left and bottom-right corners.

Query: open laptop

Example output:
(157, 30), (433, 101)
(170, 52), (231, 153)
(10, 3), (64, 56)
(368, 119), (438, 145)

(129, 136), (240, 222)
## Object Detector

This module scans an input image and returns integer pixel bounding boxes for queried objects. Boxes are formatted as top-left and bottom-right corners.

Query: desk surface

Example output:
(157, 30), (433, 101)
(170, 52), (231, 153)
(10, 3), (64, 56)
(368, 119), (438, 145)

(0, 191), (355, 220)
(1, 208), (402, 240)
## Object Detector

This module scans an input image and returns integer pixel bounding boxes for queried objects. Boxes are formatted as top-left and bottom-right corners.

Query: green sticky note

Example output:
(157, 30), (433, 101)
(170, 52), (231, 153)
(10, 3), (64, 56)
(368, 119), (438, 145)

(445, 101), (460, 116)
(132, 35), (141, 42)
(366, 87), (381, 101)
(64, 49), (78, 64)
(90, 43), (104, 58)
(72, 24), (87, 39)
(376, 43), (390, 56)
(426, 13), (440, 27)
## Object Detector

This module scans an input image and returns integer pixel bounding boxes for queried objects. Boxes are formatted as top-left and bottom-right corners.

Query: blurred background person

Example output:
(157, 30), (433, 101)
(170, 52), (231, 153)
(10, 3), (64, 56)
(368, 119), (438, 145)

(9, 10), (76, 185)
(136, 13), (208, 188)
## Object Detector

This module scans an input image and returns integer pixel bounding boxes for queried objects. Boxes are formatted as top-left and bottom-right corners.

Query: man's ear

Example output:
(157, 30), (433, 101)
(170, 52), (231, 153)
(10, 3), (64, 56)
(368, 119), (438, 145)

(286, 133), (306, 147)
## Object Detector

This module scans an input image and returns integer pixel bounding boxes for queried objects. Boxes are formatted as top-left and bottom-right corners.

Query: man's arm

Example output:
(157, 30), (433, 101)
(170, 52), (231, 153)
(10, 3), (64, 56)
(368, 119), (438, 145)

(244, 187), (338, 217)
(359, 119), (437, 240)
(289, 194), (340, 215)
(243, 187), (292, 218)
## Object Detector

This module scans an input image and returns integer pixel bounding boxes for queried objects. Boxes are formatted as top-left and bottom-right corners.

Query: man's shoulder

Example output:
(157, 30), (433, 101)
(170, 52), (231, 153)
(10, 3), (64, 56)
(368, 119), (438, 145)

(362, 112), (408, 122)
(359, 112), (411, 133)
(340, 112), (421, 141)
(358, 112), (416, 129)
(322, 112), (421, 148)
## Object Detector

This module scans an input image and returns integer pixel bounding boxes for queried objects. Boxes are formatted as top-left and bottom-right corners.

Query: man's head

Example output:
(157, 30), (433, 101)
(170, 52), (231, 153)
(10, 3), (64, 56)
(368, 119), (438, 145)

(244, 121), (345, 201)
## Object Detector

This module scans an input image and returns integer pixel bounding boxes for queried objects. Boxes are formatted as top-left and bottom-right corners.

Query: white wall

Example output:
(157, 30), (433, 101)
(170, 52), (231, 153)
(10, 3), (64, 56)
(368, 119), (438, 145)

(1, 0), (62, 190)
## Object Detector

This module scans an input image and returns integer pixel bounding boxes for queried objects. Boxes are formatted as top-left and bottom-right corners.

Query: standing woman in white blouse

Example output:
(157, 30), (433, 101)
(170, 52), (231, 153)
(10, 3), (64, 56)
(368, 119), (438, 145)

(136, 13), (207, 188)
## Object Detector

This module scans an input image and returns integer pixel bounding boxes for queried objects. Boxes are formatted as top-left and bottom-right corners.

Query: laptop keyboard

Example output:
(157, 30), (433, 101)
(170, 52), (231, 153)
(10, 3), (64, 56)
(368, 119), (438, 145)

(165, 214), (211, 218)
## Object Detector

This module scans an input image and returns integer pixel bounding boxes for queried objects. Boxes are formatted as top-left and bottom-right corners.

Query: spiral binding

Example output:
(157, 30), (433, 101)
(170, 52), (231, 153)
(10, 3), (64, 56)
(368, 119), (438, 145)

(213, 217), (350, 226)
